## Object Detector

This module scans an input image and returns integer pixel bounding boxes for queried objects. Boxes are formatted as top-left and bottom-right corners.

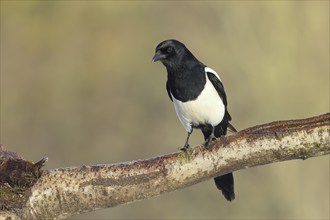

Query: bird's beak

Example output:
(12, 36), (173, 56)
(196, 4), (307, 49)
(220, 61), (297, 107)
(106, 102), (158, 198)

(152, 52), (165, 63)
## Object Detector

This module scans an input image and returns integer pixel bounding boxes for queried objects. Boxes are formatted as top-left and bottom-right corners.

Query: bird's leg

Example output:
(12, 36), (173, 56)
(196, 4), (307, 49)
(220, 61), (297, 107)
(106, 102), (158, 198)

(205, 127), (217, 147)
(180, 129), (193, 151)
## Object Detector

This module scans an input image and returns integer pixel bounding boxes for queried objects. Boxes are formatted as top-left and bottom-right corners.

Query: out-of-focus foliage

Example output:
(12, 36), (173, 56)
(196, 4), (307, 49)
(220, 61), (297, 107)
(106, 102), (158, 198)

(1, 1), (329, 219)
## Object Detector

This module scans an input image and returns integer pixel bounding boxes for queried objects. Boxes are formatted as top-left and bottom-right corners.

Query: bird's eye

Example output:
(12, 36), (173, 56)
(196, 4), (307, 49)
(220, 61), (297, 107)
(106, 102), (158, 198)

(166, 47), (173, 53)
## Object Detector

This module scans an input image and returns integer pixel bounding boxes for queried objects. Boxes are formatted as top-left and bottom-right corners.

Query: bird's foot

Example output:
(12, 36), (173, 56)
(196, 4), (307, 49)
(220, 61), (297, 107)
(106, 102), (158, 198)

(205, 136), (217, 147)
(180, 144), (190, 152)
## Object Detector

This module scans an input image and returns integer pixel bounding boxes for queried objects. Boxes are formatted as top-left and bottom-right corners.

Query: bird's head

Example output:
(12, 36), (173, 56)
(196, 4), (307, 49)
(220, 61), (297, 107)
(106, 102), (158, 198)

(152, 39), (195, 68)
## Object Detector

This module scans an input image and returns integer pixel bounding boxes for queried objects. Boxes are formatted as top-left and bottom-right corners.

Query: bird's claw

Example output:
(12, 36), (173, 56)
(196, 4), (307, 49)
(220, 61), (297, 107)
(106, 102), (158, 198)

(205, 136), (217, 147)
(180, 144), (190, 152)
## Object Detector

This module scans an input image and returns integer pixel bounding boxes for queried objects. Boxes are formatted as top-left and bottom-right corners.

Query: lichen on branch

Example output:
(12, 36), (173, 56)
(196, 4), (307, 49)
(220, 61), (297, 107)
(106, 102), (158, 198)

(0, 113), (329, 220)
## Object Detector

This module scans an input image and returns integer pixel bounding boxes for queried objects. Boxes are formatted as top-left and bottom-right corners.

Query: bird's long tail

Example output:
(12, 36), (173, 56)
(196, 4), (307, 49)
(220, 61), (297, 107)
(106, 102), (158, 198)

(214, 173), (235, 201)
(202, 119), (236, 201)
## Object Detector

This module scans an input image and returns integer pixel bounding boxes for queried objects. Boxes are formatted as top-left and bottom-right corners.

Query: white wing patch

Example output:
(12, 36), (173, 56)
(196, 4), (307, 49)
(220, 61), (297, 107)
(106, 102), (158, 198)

(205, 67), (222, 82)
(171, 68), (225, 132)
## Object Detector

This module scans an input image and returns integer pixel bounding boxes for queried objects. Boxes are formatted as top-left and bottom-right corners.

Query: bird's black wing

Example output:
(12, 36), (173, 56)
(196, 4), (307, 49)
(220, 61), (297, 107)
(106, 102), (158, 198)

(166, 80), (173, 102)
(206, 71), (228, 106)
(206, 71), (237, 133)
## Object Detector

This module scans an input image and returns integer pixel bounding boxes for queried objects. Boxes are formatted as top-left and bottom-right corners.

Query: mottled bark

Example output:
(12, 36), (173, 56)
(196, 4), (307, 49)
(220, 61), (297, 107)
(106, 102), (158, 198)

(1, 113), (329, 219)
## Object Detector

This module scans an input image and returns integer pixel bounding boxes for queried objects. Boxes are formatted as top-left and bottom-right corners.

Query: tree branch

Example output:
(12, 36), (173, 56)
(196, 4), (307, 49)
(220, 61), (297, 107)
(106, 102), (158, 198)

(1, 113), (329, 219)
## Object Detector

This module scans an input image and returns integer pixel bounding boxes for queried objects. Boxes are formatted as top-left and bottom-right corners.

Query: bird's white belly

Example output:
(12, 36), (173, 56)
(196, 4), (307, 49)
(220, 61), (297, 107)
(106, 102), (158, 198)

(171, 77), (225, 132)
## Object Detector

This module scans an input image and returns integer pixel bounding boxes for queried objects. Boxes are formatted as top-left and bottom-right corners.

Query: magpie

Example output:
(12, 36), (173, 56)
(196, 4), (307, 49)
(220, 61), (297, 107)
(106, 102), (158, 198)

(152, 39), (237, 201)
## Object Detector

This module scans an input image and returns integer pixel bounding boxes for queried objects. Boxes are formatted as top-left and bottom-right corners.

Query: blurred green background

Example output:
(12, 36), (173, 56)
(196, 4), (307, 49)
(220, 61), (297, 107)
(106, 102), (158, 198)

(1, 1), (329, 219)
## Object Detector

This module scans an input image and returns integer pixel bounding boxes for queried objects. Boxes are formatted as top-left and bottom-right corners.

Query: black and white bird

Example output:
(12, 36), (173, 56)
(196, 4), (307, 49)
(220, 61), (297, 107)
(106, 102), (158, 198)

(152, 39), (237, 201)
